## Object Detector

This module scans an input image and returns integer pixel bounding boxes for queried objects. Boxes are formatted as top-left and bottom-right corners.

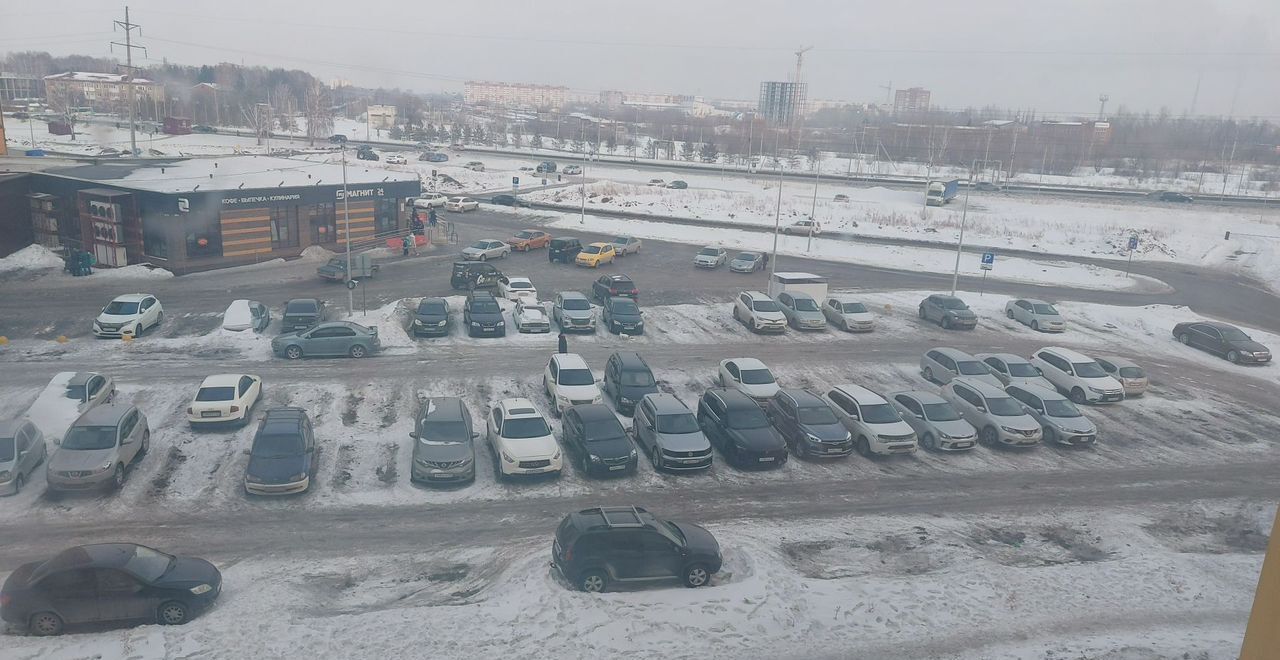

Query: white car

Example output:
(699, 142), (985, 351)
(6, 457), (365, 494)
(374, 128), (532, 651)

(694, 246), (728, 269)
(487, 398), (562, 477)
(24, 372), (116, 440)
(823, 384), (918, 456)
(976, 353), (1056, 391)
(543, 353), (603, 415)
(498, 276), (538, 303)
(647, 178), (665, 186)
(718, 358), (779, 401)
(385, 154), (407, 165)
(513, 300), (551, 333)
(446, 196), (480, 212)
(413, 193), (448, 209)
(1029, 346), (1125, 404)
(188, 374), (262, 426)
(822, 296), (875, 332)
(562, 164), (582, 175)
(782, 220), (821, 235)
(465, 161), (486, 172)
(93, 293), (163, 338)
(222, 299), (270, 332)
(460, 239), (510, 261)
(732, 291), (786, 334)
(1005, 298), (1066, 333)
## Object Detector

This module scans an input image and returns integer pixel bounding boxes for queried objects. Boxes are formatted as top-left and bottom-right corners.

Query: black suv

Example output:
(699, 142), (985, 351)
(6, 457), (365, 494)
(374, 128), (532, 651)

(697, 388), (788, 468)
(463, 291), (505, 337)
(281, 298), (326, 333)
(356, 145), (378, 161)
(601, 296), (644, 335)
(601, 352), (658, 415)
(561, 404), (637, 476)
(552, 506), (722, 593)
(592, 274), (639, 301)
(766, 388), (853, 458)
(451, 261), (505, 290)
(243, 408), (316, 496)
(410, 297), (451, 337)
(548, 237), (583, 263)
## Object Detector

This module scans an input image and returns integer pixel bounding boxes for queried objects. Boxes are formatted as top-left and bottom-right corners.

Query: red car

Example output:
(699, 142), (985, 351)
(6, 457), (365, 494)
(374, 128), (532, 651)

(507, 229), (552, 251)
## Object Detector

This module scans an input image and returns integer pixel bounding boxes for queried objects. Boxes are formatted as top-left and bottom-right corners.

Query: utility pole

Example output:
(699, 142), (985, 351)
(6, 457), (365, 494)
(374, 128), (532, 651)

(770, 130), (784, 278)
(111, 6), (147, 156)
(950, 160), (976, 296)
(341, 146), (354, 316)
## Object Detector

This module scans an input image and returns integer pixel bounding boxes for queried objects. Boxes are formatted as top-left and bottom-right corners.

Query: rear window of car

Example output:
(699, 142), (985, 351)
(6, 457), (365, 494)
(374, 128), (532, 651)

(938, 298), (968, 310)
(1119, 367), (1145, 379)
(611, 278), (635, 289)
(285, 301), (317, 314)
(196, 387), (236, 401)
(418, 300), (447, 314)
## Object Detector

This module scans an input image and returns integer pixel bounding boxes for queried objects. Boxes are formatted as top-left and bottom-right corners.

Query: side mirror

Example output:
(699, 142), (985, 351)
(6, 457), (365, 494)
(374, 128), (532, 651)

(408, 432), (418, 439)
(472, 432), (480, 439)
(915, 413), (925, 419)
(976, 407), (986, 413)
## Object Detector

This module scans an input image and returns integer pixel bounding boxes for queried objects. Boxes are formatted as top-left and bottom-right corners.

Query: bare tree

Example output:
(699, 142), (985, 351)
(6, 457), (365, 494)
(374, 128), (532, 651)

(240, 102), (270, 145)
(303, 82), (333, 146)
(272, 83), (298, 132)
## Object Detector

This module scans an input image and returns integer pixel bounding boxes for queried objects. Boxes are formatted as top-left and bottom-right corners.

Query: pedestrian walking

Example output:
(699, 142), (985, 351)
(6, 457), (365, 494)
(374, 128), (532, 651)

(428, 208), (438, 228)
(557, 331), (568, 355)
(402, 234), (412, 257)
(411, 215), (425, 236)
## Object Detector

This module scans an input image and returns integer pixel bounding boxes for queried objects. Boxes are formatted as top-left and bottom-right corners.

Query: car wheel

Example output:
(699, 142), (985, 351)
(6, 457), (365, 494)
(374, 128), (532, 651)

(478, 254), (486, 262)
(1006, 309), (1014, 319)
(1069, 388), (1087, 405)
(922, 433), (936, 451)
(14, 472), (25, 493)
(579, 570), (607, 593)
(154, 310), (164, 330)
(1227, 350), (1240, 363)
(1031, 321), (1040, 332)
(29, 611), (64, 636)
(112, 465), (125, 490)
(285, 345), (303, 360)
(1177, 333), (1190, 345)
(923, 367), (934, 382)
(732, 307), (740, 321)
(157, 600), (189, 625)
(349, 345), (367, 358)
(683, 563), (711, 588)
(918, 306), (926, 319)
(941, 316), (951, 329)
(651, 446), (663, 471)
(980, 426), (999, 446)
(856, 436), (871, 457)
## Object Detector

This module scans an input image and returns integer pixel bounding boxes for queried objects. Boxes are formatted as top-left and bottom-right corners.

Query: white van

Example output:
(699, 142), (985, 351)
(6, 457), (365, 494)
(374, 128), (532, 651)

(767, 272), (828, 303)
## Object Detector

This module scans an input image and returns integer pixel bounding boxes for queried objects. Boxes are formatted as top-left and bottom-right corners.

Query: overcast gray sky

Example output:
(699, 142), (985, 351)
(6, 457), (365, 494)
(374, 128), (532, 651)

(4, 0), (1279, 118)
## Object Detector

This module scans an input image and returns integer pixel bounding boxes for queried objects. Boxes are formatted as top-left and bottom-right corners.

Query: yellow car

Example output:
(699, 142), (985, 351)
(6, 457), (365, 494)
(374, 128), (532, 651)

(575, 242), (617, 268)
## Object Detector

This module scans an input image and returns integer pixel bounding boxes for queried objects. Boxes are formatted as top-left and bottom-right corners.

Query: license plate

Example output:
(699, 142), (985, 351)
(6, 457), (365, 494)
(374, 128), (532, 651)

(758, 456), (775, 462)
(201, 411), (221, 418)
(482, 328), (495, 333)
(608, 465), (626, 471)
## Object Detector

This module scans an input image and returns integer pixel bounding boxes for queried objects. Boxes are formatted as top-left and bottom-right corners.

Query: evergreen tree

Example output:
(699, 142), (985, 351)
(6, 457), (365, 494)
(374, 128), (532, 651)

(700, 142), (719, 162)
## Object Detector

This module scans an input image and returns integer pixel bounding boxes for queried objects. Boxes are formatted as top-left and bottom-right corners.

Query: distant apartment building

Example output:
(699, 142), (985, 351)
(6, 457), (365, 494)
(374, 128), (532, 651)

(758, 81), (807, 125)
(599, 90), (625, 109)
(0, 72), (43, 103)
(893, 87), (931, 115)
(43, 71), (164, 114)
(464, 80), (567, 109)
(367, 104), (397, 130)
(1038, 120), (1112, 146)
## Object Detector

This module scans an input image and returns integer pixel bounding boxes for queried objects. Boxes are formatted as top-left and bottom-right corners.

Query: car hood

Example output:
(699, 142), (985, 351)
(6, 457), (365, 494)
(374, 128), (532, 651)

(694, 254), (721, 262)
(584, 436), (633, 460)
(931, 418), (976, 438)
(609, 312), (643, 323)
(1227, 339), (1270, 354)
(1010, 376), (1057, 391)
(727, 426), (786, 451)
(468, 312), (504, 323)
(154, 556), (221, 590)
(945, 308), (977, 319)
(49, 447), (116, 472)
(655, 430), (711, 452)
(671, 522), (720, 558)
(730, 259), (758, 268)
(738, 383), (780, 399)
(556, 383), (601, 400)
(246, 453), (307, 482)
(996, 415), (1042, 432)
(560, 309), (593, 320)
(867, 420), (915, 437)
(1082, 376), (1123, 390)
(791, 310), (825, 321)
(1047, 415), (1097, 436)
(840, 312), (875, 323)
(96, 312), (141, 324)
(501, 435), (559, 460)
(753, 311), (785, 323)
(460, 248), (485, 257)
(801, 421), (850, 442)
(413, 441), (473, 463)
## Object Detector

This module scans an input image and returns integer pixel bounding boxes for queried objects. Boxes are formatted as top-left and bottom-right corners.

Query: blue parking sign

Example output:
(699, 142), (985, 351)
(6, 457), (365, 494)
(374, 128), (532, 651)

(512, 176), (520, 185)
(1128, 235), (1139, 250)
(980, 252), (995, 270)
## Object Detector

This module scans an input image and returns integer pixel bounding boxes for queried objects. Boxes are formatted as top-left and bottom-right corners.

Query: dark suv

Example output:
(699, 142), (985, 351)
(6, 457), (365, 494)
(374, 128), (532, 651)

(561, 404), (637, 476)
(696, 388), (788, 468)
(410, 297), (451, 337)
(601, 296), (644, 335)
(463, 291), (506, 337)
(601, 352), (659, 415)
(766, 388), (853, 458)
(552, 506), (722, 593)
(548, 237), (583, 263)
(592, 274), (639, 301)
(451, 261), (505, 290)
(281, 298), (325, 333)
(919, 294), (977, 330)
(243, 408), (316, 496)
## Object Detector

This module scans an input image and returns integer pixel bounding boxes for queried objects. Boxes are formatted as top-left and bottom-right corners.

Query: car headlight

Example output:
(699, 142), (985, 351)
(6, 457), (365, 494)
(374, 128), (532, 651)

(588, 454), (602, 463)
(290, 472), (307, 482)
(92, 461), (114, 474)
(1000, 426), (1021, 434)
(501, 451), (514, 463)
(189, 584), (213, 595)
(805, 433), (822, 444)
(496, 321), (505, 327)
(556, 395), (570, 403)
(629, 448), (638, 459)
(0, 471), (11, 481)
(471, 321), (481, 327)
(245, 474), (265, 484)
(1088, 387), (1106, 394)
(413, 320), (423, 326)
(436, 320), (447, 326)
(552, 449), (561, 460)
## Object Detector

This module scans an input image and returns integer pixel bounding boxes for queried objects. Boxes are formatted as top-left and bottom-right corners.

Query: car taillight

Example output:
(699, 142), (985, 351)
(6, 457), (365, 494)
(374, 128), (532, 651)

(563, 545), (572, 561)
(609, 288), (617, 294)
(0, 593), (10, 608)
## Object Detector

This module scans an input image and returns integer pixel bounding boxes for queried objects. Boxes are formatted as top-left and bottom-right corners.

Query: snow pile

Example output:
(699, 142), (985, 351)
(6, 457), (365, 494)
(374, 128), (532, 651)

(0, 244), (63, 273)
(299, 245), (337, 261)
(90, 264), (175, 280)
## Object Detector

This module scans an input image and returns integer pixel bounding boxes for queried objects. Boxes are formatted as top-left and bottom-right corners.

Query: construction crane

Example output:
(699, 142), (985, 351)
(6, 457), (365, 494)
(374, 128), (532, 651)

(879, 81), (894, 105)
(793, 45), (813, 83)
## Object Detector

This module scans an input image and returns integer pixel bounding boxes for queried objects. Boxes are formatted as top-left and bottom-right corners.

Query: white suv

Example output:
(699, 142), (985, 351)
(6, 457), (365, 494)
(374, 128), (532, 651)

(732, 291), (786, 334)
(487, 398), (562, 477)
(718, 358), (780, 401)
(1028, 347), (1125, 404)
(93, 293), (163, 338)
(823, 384), (917, 456)
(543, 354), (602, 415)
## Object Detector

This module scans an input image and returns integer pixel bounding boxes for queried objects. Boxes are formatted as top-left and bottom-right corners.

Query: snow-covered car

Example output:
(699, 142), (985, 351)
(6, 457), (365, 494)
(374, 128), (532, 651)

(822, 296), (875, 332)
(487, 398), (562, 478)
(562, 164), (582, 175)
(187, 374), (262, 427)
(222, 299), (270, 332)
(782, 220), (821, 235)
(24, 372), (117, 442)
(460, 239), (510, 261)
(1005, 298), (1066, 332)
(544, 353), (603, 415)
(498, 276), (537, 302)
(514, 300), (551, 333)
(413, 193), (448, 209)
(975, 353), (1056, 391)
(732, 291), (786, 334)
(824, 384), (918, 456)
(694, 246), (728, 269)
(717, 358), (780, 402)
(93, 293), (163, 338)
(385, 154), (407, 165)
(445, 196), (479, 212)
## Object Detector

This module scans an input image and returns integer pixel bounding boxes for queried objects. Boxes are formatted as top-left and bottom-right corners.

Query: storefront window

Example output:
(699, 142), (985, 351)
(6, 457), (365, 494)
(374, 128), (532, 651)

(142, 214), (170, 260)
(376, 199), (398, 235)
(271, 206), (300, 249)
(185, 215), (222, 258)
(309, 203), (336, 244)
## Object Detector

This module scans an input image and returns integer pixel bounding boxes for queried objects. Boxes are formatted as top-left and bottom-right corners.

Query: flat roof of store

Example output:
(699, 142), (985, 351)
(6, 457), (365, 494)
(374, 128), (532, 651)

(39, 155), (418, 194)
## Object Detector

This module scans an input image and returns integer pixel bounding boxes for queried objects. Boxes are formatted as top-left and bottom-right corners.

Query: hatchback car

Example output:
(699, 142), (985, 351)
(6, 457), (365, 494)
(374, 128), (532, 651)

(919, 294), (977, 330)
(732, 291), (786, 334)
(601, 296), (644, 335)
(729, 251), (765, 273)
(507, 229), (552, 251)
(888, 391), (977, 452)
(93, 294), (163, 338)
(765, 389), (852, 458)
(450, 261), (505, 290)
(822, 296), (875, 332)
(461, 239), (510, 261)
(562, 164), (582, 175)
(1029, 347), (1125, 404)
(561, 405), (636, 476)
(633, 394), (713, 472)
(1006, 383), (1098, 447)
(187, 374), (261, 427)
(544, 353), (603, 415)
(601, 352), (659, 415)
(940, 378), (1042, 448)
(553, 291), (596, 333)
(1005, 298), (1066, 333)
(776, 291), (826, 331)
(921, 347), (1002, 388)
(548, 237), (584, 263)
(1172, 321), (1271, 364)
(0, 420), (48, 495)
(272, 321), (380, 359)
(782, 220), (821, 235)
(487, 398), (562, 478)
(409, 397), (477, 486)
(498, 276), (538, 303)
(445, 196), (480, 212)
(551, 506), (721, 593)
(593, 274), (639, 301)
(697, 389), (788, 468)
(243, 407), (316, 496)
(463, 291), (506, 337)
(576, 242), (617, 268)
(221, 299), (270, 332)
(666, 180), (688, 189)
(824, 384), (917, 456)
(46, 404), (149, 493)
(694, 246), (728, 269)
(610, 236), (642, 256)
(281, 298), (326, 333)
(385, 154), (407, 165)
(1095, 356), (1149, 396)
(410, 297), (451, 337)
(718, 358), (780, 401)
(490, 194), (526, 207)
(0, 543), (222, 636)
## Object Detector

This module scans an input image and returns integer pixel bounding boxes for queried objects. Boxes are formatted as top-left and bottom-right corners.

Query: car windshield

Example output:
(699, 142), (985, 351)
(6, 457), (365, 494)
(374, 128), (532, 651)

(751, 300), (779, 313)
(922, 402), (963, 422)
(1073, 362), (1109, 378)
(611, 300), (639, 315)
(1007, 362), (1040, 377)
(735, 253), (759, 261)
(252, 434), (303, 457)
(418, 301), (447, 314)
(104, 301), (140, 315)
(514, 231), (534, 239)
(860, 403), (901, 424)
(582, 245), (602, 254)
(63, 384), (88, 401)
(698, 247), (720, 256)
(468, 241), (489, 249)
(558, 368), (594, 386)
(285, 301), (316, 314)
(62, 425), (117, 450)
(561, 298), (590, 311)
(656, 413), (700, 434)
(1033, 304), (1059, 315)
(613, 236), (630, 243)
(0, 437), (14, 462)
(986, 396), (1025, 416)
(620, 370), (655, 387)
(502, 417), (552, 439)
(792, 298), (819, 312)
(739, 368), (775, 385)
(508, 281), (532, 289)
(729, 407), (771, 429)
(1044, 399), (1083, 418)
(470, 301), (500, 313)
(196, 386), (235, 402)
(1119, 367), (1146, 379)
(939, 298), (968, 310)
(840, 302), (867, 313)
(957, 360), (989, 375)
(1219, 327), (1251, 341)
(122, 545), (174, 582)
(583, 419), (626, 442)
(420, 421), (468, 444)
(798, 405), (838, 425)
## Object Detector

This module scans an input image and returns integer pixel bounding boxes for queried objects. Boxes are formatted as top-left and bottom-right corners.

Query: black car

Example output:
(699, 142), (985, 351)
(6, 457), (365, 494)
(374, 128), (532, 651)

(1158, 191), (1193, 203)
(243, 408), (316, 496)
(536, 160), (557, 173)
(191, 124), (215, 133)
(562, 404), (637, 476)
(356, 146), (378, 161)
(1, 543), (222, 636)
(601, 296), (644, 335)
(1173, 321), (1271, 364)
(410, 297), (451, 337)
(450, 261), (505, 290)
(592, 274), (639, 301)
(281, 298), (326, 333)
(601, 352), (659, 415)
(551, 506), (722, 593)
(329, 134), (348, 144)
(548, 237), (584, 263)
(766, 388), (853, 458)
(919, 294), (977, 330)
(666, 180), (688, 189)
(491, 194), (527, 207)
(464, 291), (506, 337)
(697, 389), (788, 468)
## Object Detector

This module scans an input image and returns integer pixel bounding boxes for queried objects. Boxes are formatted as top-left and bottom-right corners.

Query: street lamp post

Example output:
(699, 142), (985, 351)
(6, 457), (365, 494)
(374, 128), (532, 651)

(808, 149), (820, 252)
(770, 130), (784, 278)
(949, 160), (976, 296)
(341, 146), (354, 315)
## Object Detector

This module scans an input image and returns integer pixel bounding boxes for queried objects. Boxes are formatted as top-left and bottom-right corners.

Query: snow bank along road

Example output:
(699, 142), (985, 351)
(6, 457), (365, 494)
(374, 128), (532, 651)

(1, 210), (1278, 658)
